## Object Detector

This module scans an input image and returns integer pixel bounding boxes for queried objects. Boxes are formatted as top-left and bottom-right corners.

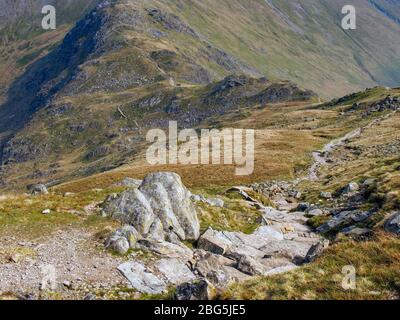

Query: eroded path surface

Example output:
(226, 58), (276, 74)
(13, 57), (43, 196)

(309, 110), (399, 181)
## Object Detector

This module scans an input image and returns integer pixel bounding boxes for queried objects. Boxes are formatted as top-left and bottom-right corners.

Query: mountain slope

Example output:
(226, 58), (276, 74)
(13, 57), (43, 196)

(0, 0), (97, 104)
(155, 0), (400, 96)
(0, 0), (400, 189)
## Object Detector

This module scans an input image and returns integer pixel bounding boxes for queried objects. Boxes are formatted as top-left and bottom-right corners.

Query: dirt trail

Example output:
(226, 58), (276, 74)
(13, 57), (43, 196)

(308, 110), (398, 181)
(309, 128), (362, 181)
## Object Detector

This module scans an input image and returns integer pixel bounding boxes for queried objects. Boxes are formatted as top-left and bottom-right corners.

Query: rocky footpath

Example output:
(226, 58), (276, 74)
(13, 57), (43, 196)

(101, 172), (323, 298)
(101, 168), (398, 298)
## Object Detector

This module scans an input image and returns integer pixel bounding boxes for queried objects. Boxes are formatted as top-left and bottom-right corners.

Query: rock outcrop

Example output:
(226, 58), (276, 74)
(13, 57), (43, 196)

(28, 184), (49, 195)
(105, 225), (142, 255)
(102, 172), (200, 242)
(114, 177), (142, 189)
(104, 173), (324, 298)
(174, 280), (213, 300)
(304, 239), (330, 263)
(384, 212), (400, 236)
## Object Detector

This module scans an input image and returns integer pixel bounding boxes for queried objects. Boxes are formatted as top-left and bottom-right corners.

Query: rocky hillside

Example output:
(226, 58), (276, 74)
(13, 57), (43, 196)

(0, 0), (318, 189)
(1, 86), (399, 299)
(1, 0), (400, 190)
(0, 0), (399, 302)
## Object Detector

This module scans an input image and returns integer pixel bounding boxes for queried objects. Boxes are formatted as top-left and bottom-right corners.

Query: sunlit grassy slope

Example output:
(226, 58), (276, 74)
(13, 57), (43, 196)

(153, 0), (400, 97)
(224, 232), (400, 300)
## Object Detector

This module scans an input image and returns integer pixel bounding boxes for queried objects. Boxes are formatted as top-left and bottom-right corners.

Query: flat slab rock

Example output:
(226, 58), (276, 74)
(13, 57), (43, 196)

(156, 258), (196, 285)
(118, 261), (167, 295)
(198, 226), (320, 273)
(118, 259), (196, 294)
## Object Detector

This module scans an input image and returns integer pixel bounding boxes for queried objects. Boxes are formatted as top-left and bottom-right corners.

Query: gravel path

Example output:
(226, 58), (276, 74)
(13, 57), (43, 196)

(0, 228), (128, 299)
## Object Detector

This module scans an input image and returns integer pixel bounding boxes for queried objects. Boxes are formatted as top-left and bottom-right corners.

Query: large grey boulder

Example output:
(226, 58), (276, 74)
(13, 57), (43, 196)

(102, 190), (156, 235)
(140, 181), (186, 240)
(141, 172), (200, 241)
(384, 212), (400, 236)
(102, 172), (200, 242)
(316, 210), (375, 234)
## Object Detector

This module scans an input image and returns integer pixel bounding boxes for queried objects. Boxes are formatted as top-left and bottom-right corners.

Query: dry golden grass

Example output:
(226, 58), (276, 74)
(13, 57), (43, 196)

(224, 232), (400, 300)
(53, 127), (324, 193)
(52, 102), (333, 193)
(300, 111), (400, 210)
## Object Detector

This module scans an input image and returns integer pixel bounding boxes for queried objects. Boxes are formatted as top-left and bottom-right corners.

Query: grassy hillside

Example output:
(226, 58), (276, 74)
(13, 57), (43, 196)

(0, 0), (97, 104)
(0, 0), (399, 190)
(153, 0), (400, 97)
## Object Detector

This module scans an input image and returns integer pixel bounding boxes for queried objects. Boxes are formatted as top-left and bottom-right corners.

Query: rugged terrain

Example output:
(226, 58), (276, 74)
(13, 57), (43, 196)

(1, 0), (400, 190)
(0, 0), (400, 300)
(0, 86), (399, 300)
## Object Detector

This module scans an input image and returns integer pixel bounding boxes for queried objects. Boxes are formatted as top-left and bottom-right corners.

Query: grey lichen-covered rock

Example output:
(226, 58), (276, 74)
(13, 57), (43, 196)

(174, 280), (213, 300)
(197, 228), (232, 255)
(198, 225), (318, 275)
(102, 172), (200, 242)
(140, 181), (186, 240)
(155, 259), (196, 285)
(106, 237), (130, 255)
(105, 225), (142, 253)
(304, 239), (330, 263)
(137, 239), (194, 261)
(28, 184), (49, 195)
(141, 172), (200, 241)
(118, 261), (167, 295)
(320, 192), (332, 199)
(115, 177), (142, 189)
(102, 189), (155, 235)
(236, 255), (268, 276)
(343, 182), (360, 194)
(384, 212), (400, 236)
(316, 210), (375, 234)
